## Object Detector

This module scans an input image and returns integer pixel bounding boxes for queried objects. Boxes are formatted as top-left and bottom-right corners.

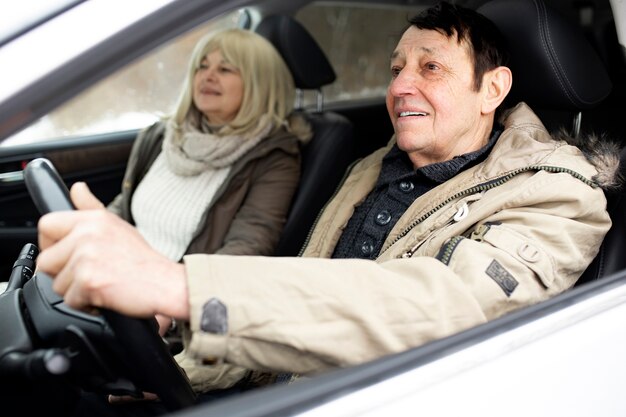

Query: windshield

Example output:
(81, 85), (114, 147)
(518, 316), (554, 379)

(0, 0), (85, 47)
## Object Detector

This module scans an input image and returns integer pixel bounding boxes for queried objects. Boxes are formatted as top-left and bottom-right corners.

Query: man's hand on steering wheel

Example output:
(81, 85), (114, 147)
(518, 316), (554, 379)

(24, 159), (197, 410)
(37, 182), (190, 321)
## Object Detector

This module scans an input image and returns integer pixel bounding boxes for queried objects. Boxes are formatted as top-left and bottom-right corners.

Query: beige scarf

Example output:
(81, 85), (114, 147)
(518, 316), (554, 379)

(163, 114), (273, 176)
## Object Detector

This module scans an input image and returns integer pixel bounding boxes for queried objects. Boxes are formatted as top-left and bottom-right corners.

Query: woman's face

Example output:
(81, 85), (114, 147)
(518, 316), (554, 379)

(193, 49), (244, 125)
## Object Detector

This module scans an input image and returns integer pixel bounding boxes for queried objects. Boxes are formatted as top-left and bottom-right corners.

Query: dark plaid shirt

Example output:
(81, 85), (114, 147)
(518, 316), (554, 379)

(332, 126), (502, 259)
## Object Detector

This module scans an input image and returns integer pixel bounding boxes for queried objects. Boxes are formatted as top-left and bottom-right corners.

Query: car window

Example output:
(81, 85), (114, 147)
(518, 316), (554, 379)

(3, 3), (423, 147)
(1, 10), (242, 148)
(0, 0), (84, 46)
(295, 2), (425, 105)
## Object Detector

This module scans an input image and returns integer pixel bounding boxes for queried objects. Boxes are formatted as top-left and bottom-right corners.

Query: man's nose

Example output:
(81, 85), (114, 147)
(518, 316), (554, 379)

(389, 70), (419, 97)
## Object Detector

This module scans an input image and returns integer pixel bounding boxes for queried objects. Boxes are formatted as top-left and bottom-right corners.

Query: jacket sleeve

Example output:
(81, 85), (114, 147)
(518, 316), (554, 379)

(214, 149), (301, 256)
(181, 171), (610, 375)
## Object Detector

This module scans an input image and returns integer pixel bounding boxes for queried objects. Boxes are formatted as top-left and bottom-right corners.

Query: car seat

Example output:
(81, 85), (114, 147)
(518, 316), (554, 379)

(255, 15), (356, 256)
(478, 0), (620, 285)
(479, 0), (612, 135)
(577, 148), (626, 284)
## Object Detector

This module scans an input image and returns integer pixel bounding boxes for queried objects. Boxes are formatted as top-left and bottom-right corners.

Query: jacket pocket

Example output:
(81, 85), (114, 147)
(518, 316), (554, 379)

(479, 224), (555, 289)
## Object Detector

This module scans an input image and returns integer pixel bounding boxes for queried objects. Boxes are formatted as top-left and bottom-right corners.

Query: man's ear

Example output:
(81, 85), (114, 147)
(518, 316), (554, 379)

(481, 66), (512, 114)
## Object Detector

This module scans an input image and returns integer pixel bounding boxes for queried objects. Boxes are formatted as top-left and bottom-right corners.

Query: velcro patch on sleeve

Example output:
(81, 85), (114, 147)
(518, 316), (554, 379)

(200, 298), (228, 334)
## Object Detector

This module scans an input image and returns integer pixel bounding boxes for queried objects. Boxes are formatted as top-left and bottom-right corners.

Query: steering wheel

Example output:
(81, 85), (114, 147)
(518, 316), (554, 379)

(22, 158), (196, 411)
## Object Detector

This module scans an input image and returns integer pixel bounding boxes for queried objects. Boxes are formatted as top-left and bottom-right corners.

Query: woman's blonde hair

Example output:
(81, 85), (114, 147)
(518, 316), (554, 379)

(171, 28), (295, 136)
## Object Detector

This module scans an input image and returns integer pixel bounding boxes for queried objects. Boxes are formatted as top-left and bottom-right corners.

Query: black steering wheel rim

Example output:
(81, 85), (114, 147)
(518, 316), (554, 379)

(23, 158), (196, 411)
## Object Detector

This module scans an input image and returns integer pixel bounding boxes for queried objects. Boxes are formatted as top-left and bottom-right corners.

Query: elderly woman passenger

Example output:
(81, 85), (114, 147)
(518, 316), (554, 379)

(108, 28), (310, 261)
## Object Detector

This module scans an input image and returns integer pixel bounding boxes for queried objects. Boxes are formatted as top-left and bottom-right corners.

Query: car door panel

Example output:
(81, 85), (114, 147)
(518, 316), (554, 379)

(0, 129), (137, 279)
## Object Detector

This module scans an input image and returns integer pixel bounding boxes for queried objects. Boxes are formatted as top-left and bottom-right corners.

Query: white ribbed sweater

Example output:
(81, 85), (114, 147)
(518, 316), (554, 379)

(131, 152), (230, 260)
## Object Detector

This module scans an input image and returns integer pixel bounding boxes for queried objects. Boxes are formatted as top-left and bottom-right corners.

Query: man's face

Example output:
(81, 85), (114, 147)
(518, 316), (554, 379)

(386, 26), (488, 168)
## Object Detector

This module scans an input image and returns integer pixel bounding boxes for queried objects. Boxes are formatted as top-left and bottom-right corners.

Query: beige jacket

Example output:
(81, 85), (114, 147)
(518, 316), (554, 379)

(182, 103), (617, 377)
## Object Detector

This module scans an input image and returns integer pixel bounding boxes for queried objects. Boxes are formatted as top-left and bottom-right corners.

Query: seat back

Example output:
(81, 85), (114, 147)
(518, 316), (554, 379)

(577, 149), (626, 285)
(478, 0), (619, 284)
(255, 15), (356, 256)
(479, 0), (612, 134)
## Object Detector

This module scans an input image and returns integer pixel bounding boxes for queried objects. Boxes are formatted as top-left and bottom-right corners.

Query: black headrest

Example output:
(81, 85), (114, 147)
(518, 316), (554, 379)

(256, 14), (336, 90)
(478, 0), (612, 110)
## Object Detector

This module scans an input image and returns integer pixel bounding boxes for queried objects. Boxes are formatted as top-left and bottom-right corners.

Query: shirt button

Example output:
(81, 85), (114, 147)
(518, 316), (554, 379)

(360, 240), (374, 256)
(399, 181), (414, 192)
(375, 210), (392, 225)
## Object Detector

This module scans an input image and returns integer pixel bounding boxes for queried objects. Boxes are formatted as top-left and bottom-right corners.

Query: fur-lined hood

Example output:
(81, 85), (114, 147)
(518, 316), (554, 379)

(499, 102), (621, 191)
(553, 129), (622, 190)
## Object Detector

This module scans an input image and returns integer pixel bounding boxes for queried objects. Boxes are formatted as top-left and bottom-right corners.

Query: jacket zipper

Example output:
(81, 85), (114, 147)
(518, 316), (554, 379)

(430, 222), (493, 264)
(382, 164), (597, 258)
(434, 235), (465, 265)
(297, 158), (362, 257)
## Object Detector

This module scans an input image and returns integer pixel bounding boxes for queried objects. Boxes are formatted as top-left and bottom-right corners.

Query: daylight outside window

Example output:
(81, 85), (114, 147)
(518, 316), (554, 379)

(295, 3), (422, 103)
(2, 3), (421, 148)
(1, 11), (240, 147)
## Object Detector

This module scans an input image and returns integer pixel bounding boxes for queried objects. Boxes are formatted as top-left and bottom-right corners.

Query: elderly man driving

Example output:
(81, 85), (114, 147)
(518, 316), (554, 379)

(38, 1), (616, 393)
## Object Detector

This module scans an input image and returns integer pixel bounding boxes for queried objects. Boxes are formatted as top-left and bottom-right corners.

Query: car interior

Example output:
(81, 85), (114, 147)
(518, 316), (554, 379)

(478, 0), (626, 286)
(254, 14), (357, 256)
(0, 0), (625, 415)
(267, 0), (626, 281)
